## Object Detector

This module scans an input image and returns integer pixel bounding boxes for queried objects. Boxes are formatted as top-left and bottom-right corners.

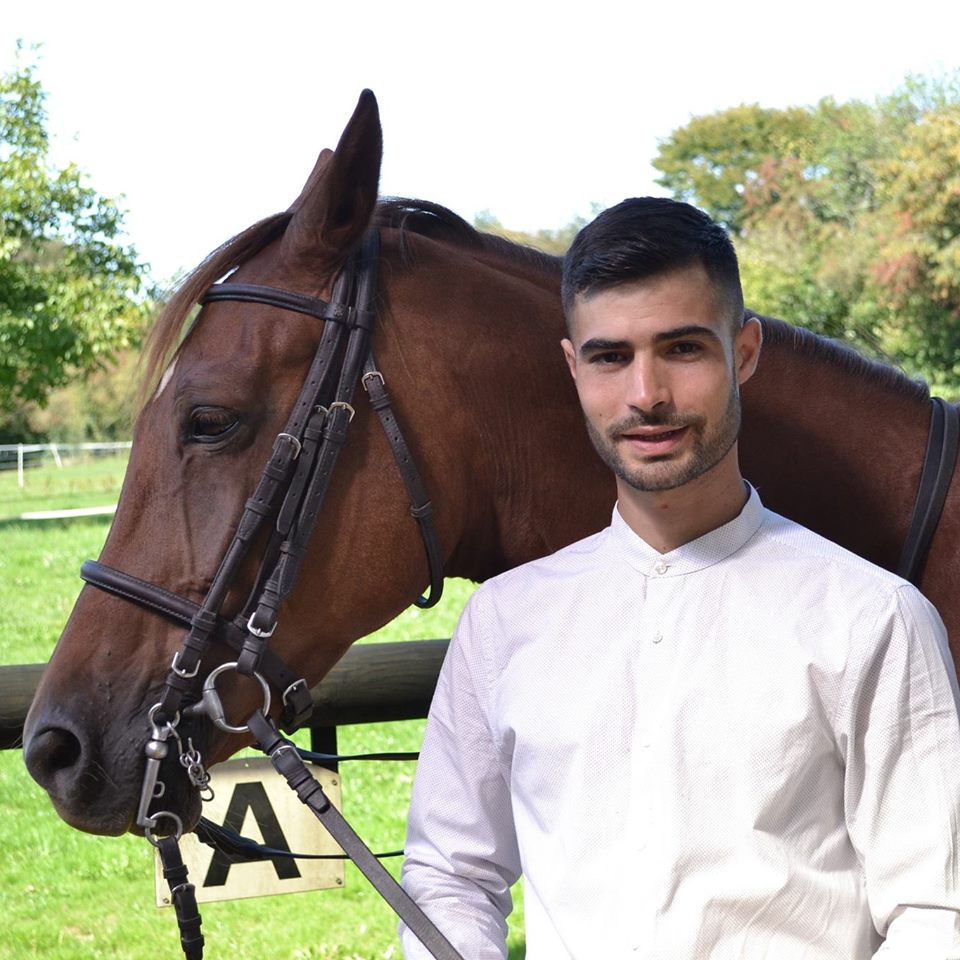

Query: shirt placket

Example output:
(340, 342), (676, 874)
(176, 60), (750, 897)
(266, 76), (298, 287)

(627, 558), (675, 956)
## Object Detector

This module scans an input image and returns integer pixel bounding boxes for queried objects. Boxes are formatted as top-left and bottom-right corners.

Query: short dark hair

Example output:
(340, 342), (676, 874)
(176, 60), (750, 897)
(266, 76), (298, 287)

(561, 197), (744, 330)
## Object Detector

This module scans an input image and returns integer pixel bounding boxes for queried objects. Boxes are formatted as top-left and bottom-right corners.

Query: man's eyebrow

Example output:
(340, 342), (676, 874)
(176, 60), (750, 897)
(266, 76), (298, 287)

(579, 325), (721, 357)
(653, 324), (721, 344)
(579, 337), (630, 356)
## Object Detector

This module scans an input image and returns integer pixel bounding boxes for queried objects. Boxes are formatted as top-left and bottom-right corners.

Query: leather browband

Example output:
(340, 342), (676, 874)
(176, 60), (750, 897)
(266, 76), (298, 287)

(200, 283), (375, 330)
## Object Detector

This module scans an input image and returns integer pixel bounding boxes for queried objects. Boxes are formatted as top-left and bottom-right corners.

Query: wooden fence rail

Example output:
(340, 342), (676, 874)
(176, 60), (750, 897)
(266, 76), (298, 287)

(0, 638), (448, 750)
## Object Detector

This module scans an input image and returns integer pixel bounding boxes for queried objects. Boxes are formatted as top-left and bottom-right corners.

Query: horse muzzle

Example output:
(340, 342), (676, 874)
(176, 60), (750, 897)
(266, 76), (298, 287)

(23, 695), (204, 837)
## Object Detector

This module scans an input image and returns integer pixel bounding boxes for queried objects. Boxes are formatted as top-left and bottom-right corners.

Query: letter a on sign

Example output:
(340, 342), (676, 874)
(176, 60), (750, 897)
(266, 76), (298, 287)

(155, 757), (344, 905)
(203, 781), (302, 886)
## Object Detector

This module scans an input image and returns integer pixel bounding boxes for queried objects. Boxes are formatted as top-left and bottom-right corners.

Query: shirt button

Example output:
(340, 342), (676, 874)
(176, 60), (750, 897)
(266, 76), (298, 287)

(653, 560), (668, 575)
(652, 632), (663, 645)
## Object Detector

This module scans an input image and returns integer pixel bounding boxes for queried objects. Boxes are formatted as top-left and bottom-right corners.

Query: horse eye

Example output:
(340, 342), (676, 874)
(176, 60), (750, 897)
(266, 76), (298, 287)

(187, 406), (239, 443)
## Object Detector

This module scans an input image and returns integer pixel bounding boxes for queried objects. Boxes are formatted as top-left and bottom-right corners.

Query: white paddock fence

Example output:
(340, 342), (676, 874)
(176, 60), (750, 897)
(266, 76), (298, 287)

(0, 442), (132, 488)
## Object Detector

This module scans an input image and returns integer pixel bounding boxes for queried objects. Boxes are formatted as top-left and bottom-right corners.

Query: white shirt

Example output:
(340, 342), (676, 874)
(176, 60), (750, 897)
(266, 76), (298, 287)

(401, 487), (960, 959)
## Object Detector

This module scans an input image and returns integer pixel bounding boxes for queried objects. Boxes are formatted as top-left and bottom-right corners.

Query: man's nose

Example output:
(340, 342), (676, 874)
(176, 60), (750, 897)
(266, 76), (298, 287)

(626, 355), (670, 411)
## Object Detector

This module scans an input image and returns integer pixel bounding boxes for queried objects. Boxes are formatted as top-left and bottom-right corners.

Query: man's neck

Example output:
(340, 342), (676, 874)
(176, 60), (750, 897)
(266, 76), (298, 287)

(616, 449), (749, 553)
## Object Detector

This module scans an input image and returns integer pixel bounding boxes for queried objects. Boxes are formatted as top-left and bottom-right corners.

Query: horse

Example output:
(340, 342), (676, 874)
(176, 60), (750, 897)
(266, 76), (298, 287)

(23, 90), (960, 845)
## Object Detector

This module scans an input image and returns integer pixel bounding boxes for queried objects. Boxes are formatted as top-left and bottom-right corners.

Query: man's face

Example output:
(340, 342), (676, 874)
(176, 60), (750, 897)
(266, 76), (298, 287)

(561, 264), (761, 494)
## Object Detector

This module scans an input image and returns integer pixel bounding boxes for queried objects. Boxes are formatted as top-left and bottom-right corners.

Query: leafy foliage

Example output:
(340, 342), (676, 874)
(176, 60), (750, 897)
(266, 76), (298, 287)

(870, 106), (960, 388)
(653, 103), (817, 234)
(0, 49), (153, 424)
(653, 74), (960, 392)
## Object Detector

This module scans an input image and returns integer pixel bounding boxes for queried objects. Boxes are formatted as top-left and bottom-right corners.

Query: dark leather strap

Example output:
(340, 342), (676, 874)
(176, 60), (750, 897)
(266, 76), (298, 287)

(897, 397), (960, 584)
(157, 836), (204, 960)
(195, 814), (403, 861)
(200, 283), (374, 329)
(81, 559), (198, 625)
(362, 355), (444, 608)
(242, 236), (379, 661)
(248, 711), (463, 960)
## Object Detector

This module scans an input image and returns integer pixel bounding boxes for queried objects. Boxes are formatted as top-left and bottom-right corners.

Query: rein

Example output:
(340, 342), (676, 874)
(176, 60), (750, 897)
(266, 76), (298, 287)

(79, 231), (461, 960)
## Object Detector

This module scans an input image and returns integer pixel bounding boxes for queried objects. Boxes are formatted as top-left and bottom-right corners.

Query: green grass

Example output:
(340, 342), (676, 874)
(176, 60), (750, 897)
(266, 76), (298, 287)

(0, 458), (525, 958)
(0, 452), (131, 520)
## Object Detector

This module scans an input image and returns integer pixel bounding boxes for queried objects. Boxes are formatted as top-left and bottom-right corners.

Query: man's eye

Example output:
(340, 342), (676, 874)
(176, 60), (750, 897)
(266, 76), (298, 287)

(590, 352), (626, 365)
(669, 341), (702, 355)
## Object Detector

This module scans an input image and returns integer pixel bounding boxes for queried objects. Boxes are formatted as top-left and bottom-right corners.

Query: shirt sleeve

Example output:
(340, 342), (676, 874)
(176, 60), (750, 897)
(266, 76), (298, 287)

(840, 585), (960, 958)
(400, 589), (522, 960)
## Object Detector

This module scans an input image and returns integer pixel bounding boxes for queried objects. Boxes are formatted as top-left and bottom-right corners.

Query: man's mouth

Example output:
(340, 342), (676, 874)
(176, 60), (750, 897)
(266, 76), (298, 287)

(619, 425), (689, 452)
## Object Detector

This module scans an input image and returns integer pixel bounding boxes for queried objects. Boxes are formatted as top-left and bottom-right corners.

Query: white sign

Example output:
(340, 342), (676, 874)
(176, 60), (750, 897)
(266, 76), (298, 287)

(155, 757), (345, 905)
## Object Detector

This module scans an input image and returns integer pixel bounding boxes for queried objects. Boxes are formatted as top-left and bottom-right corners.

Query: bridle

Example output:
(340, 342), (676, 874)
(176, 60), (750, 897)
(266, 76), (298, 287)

(79, 230), (462, 960)
(85, 230), (444, 726)
(73, 231), (959, 960)
(897, 395), (959, 584)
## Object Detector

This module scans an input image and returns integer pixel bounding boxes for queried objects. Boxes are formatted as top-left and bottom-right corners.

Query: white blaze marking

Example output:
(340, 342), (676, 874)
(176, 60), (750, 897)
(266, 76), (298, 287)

(154, 358), (178, 400)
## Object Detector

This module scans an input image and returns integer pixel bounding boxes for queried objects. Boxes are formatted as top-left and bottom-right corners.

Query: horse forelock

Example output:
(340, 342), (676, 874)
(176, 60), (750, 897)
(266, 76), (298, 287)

(755, 313), (931, 404)
(138, 212), (293, 408)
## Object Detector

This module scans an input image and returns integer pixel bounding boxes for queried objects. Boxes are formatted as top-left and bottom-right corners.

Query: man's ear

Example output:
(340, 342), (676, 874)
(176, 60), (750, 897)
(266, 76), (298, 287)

(561, 338), (578, 381)
(735, 316), (763, 386)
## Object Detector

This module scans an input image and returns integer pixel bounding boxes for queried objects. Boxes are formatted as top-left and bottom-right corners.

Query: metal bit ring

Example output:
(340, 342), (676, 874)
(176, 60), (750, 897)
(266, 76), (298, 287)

(144, 811), (184, 847)
(191, 661), (272, 734)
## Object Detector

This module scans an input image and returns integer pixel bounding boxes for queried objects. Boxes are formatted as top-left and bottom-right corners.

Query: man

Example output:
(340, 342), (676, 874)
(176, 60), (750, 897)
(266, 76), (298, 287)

(400, 198), (960, 959)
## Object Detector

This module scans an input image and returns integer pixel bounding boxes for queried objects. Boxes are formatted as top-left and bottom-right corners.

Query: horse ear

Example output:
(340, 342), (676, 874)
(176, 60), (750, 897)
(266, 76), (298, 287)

(286, 149), (335, 213)
(282, 89), (382, 265)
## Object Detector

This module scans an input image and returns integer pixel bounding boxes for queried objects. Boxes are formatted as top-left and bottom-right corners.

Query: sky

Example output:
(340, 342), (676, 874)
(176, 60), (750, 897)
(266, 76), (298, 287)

(2, 1), (959, 285)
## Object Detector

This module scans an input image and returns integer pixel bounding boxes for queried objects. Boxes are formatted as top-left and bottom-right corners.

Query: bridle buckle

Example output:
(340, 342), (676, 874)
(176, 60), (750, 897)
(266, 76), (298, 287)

(171, 651), (200, 679)
(361, 370), (384, 392)
(328, 401), (356, 422)
(276, 432), (302, 459)
(247, 611), (276, 639)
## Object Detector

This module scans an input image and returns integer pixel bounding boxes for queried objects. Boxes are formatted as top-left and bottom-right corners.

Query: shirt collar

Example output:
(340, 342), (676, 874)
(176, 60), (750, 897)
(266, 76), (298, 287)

(608, 483), (765, 578)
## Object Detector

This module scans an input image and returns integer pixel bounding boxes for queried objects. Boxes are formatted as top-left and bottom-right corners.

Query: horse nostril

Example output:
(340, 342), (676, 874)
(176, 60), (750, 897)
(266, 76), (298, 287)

(23, 719), (136, 835)
(24, 726), (84, 788)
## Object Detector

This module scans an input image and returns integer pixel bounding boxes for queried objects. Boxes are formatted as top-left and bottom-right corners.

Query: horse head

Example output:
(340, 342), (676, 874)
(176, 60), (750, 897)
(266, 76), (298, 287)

(21, 90), (487, 835)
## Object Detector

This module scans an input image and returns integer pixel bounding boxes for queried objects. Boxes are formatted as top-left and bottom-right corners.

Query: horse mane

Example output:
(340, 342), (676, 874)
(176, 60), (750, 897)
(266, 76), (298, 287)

(374, 197), (563, 275)
(138, 198), (561, 405)
(755, 313), (930, 403)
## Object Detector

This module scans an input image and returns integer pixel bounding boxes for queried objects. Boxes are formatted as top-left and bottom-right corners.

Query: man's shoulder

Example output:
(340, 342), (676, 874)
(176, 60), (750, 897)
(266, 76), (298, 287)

(753, 504), (913, 599)
(759, 507), (887, 567)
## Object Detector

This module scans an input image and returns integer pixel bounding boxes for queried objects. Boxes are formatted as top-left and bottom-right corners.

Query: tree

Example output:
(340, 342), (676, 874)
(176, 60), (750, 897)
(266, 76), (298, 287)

(653, 103), (816, 233)
(0, 48), (153, 429)
(652, 76), (960, 391)
(869, 106), (960, 390)
(25, 347), (140, 441)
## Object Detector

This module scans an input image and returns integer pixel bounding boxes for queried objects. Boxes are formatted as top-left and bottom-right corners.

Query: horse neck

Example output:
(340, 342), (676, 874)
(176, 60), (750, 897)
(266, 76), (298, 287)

(740, 317), (938, 573)
(381, 233), (614, 583)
